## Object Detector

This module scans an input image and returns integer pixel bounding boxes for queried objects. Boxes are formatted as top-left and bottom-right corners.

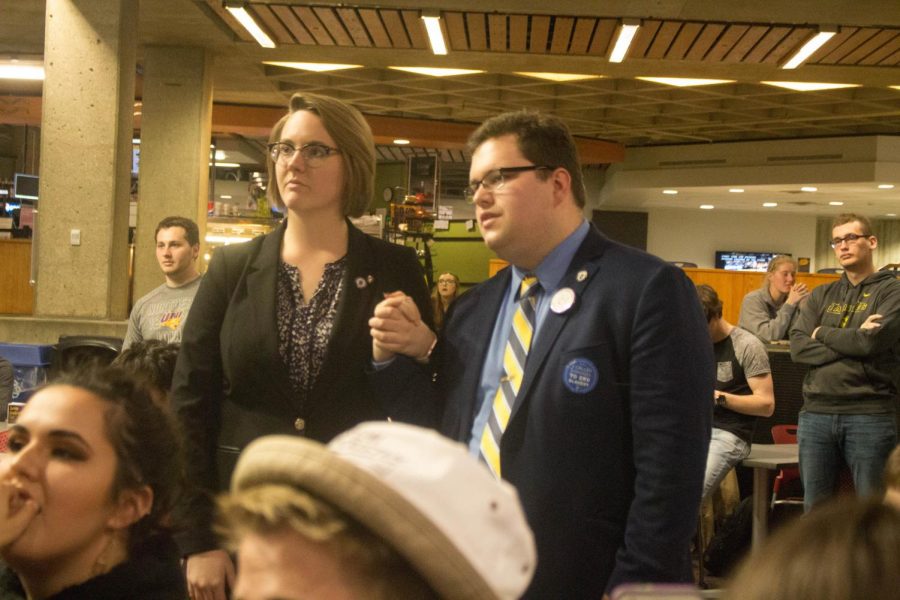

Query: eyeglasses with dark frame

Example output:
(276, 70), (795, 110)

(268, 141), (341, 165)
(464, 165), (554, 203)
(830, 233), (872, 249)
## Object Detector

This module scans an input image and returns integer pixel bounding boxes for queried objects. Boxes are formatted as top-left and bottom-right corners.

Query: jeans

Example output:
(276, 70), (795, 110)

(798, 411), (898, 512)
(702, 427), (750, 500)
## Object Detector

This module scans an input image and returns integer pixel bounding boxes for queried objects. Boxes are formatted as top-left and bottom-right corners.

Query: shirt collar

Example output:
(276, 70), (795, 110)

(511, 219), (590, 294)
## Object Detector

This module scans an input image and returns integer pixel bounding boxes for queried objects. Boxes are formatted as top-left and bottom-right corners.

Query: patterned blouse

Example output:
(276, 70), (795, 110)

(276, 257), (346, 406)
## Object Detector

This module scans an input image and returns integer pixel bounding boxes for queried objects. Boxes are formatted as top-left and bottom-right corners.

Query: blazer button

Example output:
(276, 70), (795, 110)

(294, 417), (306, 432)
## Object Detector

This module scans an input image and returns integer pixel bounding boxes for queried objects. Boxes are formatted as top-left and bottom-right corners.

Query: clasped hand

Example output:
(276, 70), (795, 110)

(369, 292), (436, 362)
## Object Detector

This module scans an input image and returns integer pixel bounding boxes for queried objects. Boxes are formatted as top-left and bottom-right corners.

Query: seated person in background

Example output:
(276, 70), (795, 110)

(697, 284), (775, 499)
(723, 498), (900, 600)
(431, 271), (460, 332)
(218, 421), (536, 600)
(113, 340), (180, 407)
(884, 444), (900, 510)
(738, 255), (808, 342)
(0, 366), (186, 600)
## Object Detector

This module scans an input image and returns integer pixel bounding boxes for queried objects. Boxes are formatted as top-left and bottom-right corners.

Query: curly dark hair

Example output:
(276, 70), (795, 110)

(113, 340), (180, 403)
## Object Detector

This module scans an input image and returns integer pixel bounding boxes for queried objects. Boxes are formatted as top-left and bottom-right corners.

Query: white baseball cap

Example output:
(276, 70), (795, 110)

(230, 421), (536, 600)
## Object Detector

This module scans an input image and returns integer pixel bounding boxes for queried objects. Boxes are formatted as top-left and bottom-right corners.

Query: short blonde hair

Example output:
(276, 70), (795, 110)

(266, 93), (375, 217)
(762, 255), (797, 289)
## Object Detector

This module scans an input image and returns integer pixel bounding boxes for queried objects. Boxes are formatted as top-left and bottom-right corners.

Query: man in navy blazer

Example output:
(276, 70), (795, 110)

(370, 111), (713, 598)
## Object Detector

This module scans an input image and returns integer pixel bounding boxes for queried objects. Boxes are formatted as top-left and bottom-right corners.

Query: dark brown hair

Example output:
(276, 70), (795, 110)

(831, 213), (873, 236)
(155, 216), (199, 247)
(696, 284), (723, 321)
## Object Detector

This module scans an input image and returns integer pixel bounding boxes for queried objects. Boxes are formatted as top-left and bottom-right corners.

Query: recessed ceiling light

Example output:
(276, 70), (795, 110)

(662, 189), (678, 195)
(890, 86), (900, 91)
(515, 72), (601, 82)
(729, 188), (744, 193)
(264, 61), (362, 72)
(214, 150), (227, 161)
(420, 11), (448, 56)
(829, 201), (844, 206)
(878, 184), (895, 189)
(638, 76), (735, 87)
(393, 139), (410, 145)
(389, 66), (483, 77)
(0, 61), (44, 80)
(609, 19), (640, 63)
(761, 81), (860, 91)
(801, 186), (818, 192)
(763, 202), (778, 207)
(210, 162), (241, 168)
(699, 204), (714, 210)
(887, 213), (897, 217)
(219, 195), (233, 200)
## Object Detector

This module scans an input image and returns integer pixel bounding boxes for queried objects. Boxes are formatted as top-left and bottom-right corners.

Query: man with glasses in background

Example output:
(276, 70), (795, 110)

(369, 111), (713, 598)
(790, 213), (900, 512)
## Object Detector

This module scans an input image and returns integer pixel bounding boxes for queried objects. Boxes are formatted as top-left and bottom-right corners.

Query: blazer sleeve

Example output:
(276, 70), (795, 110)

(607, 265), (714, 591)
(169, 247), (233, 556)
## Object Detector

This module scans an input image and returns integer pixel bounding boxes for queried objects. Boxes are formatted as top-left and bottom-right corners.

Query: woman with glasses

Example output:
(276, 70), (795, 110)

(738, 255), (809, 342)
(170, 93), (431, 600)
(430, 272), (460, 332)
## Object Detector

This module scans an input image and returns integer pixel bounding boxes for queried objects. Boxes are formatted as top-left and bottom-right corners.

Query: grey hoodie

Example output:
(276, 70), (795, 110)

(790, 270), (900, 414)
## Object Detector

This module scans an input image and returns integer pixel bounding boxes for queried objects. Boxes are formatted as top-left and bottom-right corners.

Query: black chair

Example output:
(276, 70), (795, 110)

(52, 335), (123, 374)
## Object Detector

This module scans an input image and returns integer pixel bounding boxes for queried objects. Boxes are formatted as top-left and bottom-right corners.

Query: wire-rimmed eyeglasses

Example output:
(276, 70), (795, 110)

(268, 141), (341, 165)
(464, 165), (553, 203)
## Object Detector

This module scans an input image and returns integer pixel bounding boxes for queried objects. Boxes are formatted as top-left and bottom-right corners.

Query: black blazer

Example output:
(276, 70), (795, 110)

(171, 220), (430, 554)
(377, 226), (714, 598)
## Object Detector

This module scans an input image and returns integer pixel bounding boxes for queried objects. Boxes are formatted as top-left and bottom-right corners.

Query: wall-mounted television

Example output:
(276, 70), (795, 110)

(715, 251), (789, 272)
(13, 173), (39, 200)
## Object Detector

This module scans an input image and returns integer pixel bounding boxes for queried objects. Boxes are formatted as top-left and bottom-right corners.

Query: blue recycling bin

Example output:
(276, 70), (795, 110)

(0, 342), (56, 420)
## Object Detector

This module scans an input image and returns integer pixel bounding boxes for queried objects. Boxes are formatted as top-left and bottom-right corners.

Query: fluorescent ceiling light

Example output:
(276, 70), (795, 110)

(206, 234), (253, 245)
(729, 188), (744, 193)
(515, 72), (601, 82)
(389, 66), (482, 77)
(782, 27), (838, 70)
(662, 189), (678, 195)
(638, 76), (734, 87)
(829, 201), (844, 206)
(762, 81), (859, 91)
(887, 213), (897, 217)
(699, 204), (714, 210)
(891, 86), (900, 91)
(763, 202), (778, 207)
(264, 61), (361, 72)
(219, 195), (233, 199)
(393, 139), (410, 145)
(420, 11), (447, 56)
(801, 186), (818, 192)
(214, 150), (227, 161)
(878, 184), (894, 189)
(225, 2), (276, 48)
(0, 62), (44, 80)
(609, 19), (640, 63)
(210, 162), (241, 168)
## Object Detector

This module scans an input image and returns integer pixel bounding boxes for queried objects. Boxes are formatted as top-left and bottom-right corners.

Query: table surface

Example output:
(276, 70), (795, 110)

(743, 443), (798, 469)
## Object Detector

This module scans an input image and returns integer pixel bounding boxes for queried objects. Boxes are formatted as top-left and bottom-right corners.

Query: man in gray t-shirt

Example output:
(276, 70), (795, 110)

(124, 216), (202, 349)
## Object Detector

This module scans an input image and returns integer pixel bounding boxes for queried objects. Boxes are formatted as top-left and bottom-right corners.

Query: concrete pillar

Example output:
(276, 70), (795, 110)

(133, 46), (212, 299)
(35, 0), (137, 319)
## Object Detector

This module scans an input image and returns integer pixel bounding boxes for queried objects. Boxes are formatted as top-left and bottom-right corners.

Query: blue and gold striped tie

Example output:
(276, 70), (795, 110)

(480, 275), (540, 478)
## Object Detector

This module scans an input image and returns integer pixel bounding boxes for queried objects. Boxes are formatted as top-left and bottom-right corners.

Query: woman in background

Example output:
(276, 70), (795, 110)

(170, 92), (431, 600)
(738, 255), (808, 342)
(431, 271), (460, 332)
(0, 367), (185, 599)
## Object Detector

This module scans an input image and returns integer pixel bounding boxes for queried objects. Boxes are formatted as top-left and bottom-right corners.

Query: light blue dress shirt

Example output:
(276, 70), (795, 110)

(467, 219), (590, 456)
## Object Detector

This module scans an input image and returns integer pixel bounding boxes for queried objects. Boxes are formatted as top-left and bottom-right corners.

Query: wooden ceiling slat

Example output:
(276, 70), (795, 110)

(879, 47), (900, 66)
(588, 19), (618, 56)
(380, 10), (411, 49)
(840, 29), (898, 65)
(742, 26), (790, 63)
(569, 18), (595, 54)
(444, 12), (469, 51)
(358, 9), (391, 48)
(530, 15), (551, 53)
(509, 14), (528, 52)
(684, 23), (725, 60)
(249, 5), (293, 45)
(723, 25), (769, 62)
(646, 21), (681, 59)
(271, 5), (315, 45)
(666, 22), (703, 60)
(489, 14), (507, 52)
(401, 10), (429, 49)
(313, 7), (353, 47)
(337, 8), (373, 47)
(467, 13), (488, 51)
(704, 24), (749, 61)
(807, 26), (858, 63)
(292, 6), (334, 45)
(761, 26), (813, 64)
(861, 33), (900, 65)
(550, 17), (575, 54)
(818, 28), (879, 64)
(630, 20), (661, 58)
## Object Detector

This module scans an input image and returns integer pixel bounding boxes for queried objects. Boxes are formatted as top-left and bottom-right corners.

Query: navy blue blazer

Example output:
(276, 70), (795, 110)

(171, 219), (431, 555)
(378, 226), (713, 598)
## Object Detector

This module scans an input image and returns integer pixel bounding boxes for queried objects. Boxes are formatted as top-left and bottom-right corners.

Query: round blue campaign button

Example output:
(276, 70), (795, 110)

(563, 358), (599, 394)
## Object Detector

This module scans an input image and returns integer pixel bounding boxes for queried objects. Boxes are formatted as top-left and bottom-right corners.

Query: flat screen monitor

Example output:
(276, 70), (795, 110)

(715, 251), (788, 272)
(13, 173), (39, 200)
